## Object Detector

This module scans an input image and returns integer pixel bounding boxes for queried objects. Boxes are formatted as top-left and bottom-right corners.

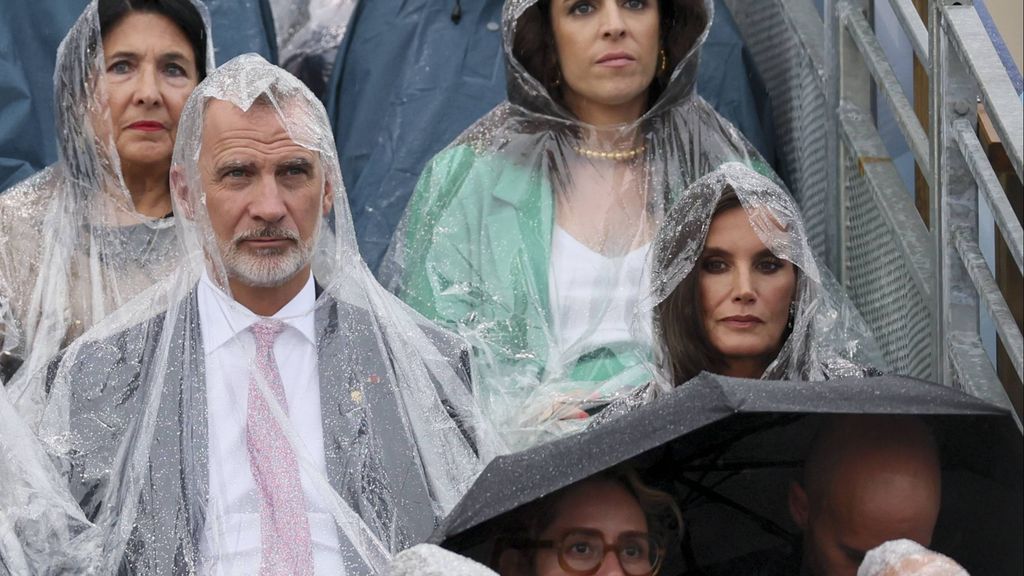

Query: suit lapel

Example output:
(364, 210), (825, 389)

(178, 288), (209, 552)
(314, 295), (438, 548)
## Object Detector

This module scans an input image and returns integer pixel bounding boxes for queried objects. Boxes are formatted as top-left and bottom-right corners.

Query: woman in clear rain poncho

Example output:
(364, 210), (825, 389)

(12, 54), (502, 574)
(0, 0), (213, 417)
(649, 162), (884, 385)
(384, 0), (770, 449)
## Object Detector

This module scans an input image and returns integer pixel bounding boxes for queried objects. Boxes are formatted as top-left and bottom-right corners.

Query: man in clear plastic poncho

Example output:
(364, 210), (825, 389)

(383, 0), (771, 448)
(32, 54), (500, 575)
(0, 0), (215, 424)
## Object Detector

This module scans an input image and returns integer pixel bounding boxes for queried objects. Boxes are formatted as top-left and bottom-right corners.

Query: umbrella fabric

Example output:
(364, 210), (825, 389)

(434, 373), (1022, 576)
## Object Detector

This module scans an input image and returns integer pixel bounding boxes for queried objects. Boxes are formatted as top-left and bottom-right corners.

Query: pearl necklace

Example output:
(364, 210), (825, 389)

(572, 144), (646, 161)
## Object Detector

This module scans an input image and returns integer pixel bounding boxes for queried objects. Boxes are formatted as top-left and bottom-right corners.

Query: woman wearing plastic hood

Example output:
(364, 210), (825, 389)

(0, 0), (213, 420)
(384, 0), (770, 449)
(650, 163), (883, 384)
(31, 54), (501, 574)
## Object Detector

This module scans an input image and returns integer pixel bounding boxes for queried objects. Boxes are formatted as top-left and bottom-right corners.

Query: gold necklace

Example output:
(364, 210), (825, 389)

(572, 144), (646, 161)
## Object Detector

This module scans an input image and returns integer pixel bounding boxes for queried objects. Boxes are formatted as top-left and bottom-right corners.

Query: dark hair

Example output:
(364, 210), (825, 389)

(512, 0), (706, 113)
(656, 189), (797, 384)
(98, 0), (207, 82)
(492, 466), (682, 572)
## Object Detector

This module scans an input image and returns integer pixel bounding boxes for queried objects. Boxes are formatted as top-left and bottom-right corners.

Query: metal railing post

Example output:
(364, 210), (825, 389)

(825, 0), (842, 277)
(929, 0), (981, 388)
(833, 0), (874, 285)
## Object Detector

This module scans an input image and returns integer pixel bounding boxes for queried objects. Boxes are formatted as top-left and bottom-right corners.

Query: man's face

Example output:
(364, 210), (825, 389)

(799, 476), (940, 576)
(197, 100), (331, 288)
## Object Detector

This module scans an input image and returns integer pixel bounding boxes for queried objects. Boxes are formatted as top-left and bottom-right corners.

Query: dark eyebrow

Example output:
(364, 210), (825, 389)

(279, 157), (314, 170)
(216, 160), (255, 174)
(701, 247), (730, 258)
(160, 51), (193, 63)
(755, 248), (778, 259)
(106, 51), (138, 61)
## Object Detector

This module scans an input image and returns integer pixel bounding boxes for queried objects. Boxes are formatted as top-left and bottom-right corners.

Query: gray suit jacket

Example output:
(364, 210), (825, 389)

(63, 287), (464, 574)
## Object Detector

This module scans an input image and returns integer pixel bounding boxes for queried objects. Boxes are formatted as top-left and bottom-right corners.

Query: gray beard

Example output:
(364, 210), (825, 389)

(218, 223), (318, 288)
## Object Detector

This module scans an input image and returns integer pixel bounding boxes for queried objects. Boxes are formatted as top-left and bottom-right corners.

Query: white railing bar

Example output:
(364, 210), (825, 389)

(953, 226), (1024, 381)
(840, 1), (933, 182)
(942, 3), (1024, 179)
(781, 0), (828, 82)
(953, 119), (1024, 273)
(949, 333), (1022, 432)
(884, 0), (929, 67)
(840, 102), (936, 301)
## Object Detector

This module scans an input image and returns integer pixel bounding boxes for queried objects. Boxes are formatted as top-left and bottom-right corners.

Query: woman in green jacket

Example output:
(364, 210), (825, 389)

(386, 0), (771, 449)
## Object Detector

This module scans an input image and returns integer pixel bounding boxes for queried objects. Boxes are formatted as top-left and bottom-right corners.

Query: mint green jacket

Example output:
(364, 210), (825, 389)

(398, 144), (655, 395)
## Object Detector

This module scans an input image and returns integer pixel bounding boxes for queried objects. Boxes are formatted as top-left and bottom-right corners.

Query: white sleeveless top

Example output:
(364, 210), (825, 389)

(547, 225), (652, 364)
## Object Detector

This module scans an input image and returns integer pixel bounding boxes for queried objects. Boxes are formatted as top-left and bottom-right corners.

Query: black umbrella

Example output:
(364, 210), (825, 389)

(432, 374), (1023, 575)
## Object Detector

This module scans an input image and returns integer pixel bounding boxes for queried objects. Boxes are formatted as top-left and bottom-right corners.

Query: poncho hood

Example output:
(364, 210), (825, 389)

(504, 0), (712, 122)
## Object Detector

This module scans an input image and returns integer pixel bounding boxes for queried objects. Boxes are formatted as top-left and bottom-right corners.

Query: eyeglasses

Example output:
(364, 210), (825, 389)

(519, 529), (664, 576)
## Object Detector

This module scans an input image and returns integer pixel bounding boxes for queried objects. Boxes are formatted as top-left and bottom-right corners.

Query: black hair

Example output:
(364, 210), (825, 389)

(512, 0), (705, 113)
(98, 0), (207, 82)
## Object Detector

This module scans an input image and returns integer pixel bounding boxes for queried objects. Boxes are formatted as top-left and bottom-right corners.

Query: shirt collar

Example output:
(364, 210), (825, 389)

(199, 270), (317, 355)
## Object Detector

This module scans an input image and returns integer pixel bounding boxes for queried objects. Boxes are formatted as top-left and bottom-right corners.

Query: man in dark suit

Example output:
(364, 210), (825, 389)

(53, 54), (491, 575)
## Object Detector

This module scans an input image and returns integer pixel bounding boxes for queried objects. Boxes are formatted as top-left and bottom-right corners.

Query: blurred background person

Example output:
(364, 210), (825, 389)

(0, 0), (213, 424)
(494, 467), (681, 576)
(789, 415), (943, 576)
(385, 0), (772, 450)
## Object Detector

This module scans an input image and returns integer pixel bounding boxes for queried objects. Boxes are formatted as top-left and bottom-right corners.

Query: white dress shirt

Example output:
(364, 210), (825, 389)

(196, 271), (344, 575)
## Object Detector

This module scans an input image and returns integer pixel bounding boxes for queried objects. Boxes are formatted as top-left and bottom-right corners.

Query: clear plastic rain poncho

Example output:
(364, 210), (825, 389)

(646, 162), (884, 383)
(14, 54), (501, 574)
(0, 0), (214, 420)
(269, 0), (356, 97)
(383, 0), (768, 449)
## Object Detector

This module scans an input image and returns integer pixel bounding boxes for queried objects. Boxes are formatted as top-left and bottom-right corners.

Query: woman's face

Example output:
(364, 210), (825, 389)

(101, 12), (199, 170)
(698, 206), (797, 375)
(549, 0), (660, 124)
(533, 480), (652, 576)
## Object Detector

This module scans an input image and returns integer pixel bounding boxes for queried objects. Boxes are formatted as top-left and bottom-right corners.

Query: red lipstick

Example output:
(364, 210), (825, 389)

(128, 121), (165, 132)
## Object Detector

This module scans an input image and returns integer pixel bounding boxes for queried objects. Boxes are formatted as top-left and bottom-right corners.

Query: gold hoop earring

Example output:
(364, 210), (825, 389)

(659, 49), (668, 76)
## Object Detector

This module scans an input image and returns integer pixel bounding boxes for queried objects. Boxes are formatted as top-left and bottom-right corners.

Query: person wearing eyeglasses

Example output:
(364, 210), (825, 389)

(494, 467), (681, 576)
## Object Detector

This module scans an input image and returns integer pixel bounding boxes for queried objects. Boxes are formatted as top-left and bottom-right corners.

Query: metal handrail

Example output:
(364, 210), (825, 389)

(953, 119), (1024, 273)
(840, 0), (932, 182)
(887, 0), (930, 67)
(949, 332), (1022, 430)
(839, 102), (936, 301)
(953, 226), (1024, 381)
(826, 0), (1021, 419)
(941, 2), (1024, 179)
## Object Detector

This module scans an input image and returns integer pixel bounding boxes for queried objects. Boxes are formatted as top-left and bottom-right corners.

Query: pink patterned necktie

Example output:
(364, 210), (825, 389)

(246, 320), (315, 576)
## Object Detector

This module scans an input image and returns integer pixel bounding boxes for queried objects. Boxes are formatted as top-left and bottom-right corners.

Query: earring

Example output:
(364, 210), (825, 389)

(786, 301), (797, 331)
(659, 48), (668, 76)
